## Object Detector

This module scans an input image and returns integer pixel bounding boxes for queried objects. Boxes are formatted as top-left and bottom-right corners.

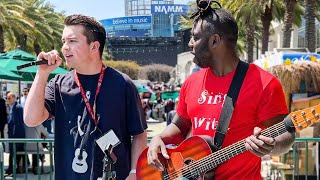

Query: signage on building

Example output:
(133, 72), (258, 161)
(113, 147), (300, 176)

(100, 16), (152, 26)
(151, 4), (189, 15)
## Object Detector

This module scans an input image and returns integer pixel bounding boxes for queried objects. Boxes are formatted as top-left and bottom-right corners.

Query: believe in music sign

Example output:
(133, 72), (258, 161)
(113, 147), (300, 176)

(100, 16), (152, 26)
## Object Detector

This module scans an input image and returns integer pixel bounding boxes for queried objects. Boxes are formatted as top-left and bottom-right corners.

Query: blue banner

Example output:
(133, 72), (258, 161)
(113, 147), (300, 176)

(282, 52), (320, 62)
(151, 4), (189, 15)
(100, 16), (152, 26)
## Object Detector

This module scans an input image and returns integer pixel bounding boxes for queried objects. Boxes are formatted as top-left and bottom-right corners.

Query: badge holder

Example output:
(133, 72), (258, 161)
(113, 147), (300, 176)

(101, 144), (117, 180)
(96, 130), (120, 180)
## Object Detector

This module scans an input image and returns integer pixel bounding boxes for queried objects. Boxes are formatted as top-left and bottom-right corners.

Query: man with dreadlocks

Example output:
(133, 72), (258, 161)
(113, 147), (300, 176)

(147, 0), (295, 179)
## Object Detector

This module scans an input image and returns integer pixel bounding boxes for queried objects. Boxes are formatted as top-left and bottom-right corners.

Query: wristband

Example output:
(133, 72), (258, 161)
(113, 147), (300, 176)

(129, 169), (136, 174)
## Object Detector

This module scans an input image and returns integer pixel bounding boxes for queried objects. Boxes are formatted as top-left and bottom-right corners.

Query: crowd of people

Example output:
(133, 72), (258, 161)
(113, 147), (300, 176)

(0, 88), (53, 176)
(139, 82), (179, 125)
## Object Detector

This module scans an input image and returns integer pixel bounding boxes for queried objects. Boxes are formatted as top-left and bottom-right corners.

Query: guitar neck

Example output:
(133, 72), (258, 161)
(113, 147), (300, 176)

(189, 116), (295, 175)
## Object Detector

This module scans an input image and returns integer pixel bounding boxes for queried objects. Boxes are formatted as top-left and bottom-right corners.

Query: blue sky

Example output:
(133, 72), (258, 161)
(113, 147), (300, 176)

(48, 0), (191, 20)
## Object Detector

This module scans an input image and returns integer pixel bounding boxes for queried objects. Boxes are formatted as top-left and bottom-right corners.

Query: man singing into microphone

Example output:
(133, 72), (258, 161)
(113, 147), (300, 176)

(24, 14), (147, 180)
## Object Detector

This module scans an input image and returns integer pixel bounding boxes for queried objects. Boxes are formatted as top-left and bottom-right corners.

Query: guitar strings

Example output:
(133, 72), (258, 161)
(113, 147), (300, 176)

(162, 122), (285, 179)
(163, 123), (287, 179)
(162, 112), (318, 179)
(167, 125), (290, 179)
(173, 110), (319, 178)
(162, 111), (318, 179)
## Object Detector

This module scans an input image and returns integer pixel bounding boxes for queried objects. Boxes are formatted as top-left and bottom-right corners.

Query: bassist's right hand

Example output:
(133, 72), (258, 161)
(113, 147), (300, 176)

(147, 135), (170, 171)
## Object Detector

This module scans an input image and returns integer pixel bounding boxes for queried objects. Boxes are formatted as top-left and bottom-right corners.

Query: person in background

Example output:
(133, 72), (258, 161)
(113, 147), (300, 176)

(25, 124), (49, 174)
(6, 92), (27, 175)
(20, 88), (29, 108)
(166, 99), (178, 126)
(0, 96), (7, 138)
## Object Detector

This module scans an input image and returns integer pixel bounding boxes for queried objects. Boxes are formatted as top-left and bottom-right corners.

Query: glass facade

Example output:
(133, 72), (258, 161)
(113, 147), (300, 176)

(125, 0), (153, 16)
(297, 19), (320, 50)
(151, 0), (174, 37)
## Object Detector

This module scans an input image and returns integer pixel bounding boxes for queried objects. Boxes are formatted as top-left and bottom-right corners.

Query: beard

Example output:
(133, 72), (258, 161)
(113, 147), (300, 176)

(192, 53), (210, 68)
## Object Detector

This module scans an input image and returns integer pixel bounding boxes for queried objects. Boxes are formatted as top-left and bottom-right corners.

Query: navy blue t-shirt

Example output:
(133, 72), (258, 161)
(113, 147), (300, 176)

(45, 67), (147, 180)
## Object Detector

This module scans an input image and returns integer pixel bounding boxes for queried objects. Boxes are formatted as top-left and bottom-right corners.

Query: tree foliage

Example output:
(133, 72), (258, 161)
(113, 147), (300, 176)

(139, 64), (173, 83)
(0, 0), (65, 54)
(104, 60), (141, 80)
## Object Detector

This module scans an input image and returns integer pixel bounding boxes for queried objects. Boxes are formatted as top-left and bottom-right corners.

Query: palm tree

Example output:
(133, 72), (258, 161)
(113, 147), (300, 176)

(0, 24), (4, 53)
(282, 0), (298, 48)
(0, 0), (33, 52)
(304, 0), (316, 52)
(228, 0), (261, 63)
(260, 0), (274, 54)
(36, 4), (64, 53)
(21, 0), (64, 54)
(260, 0), (285, 54)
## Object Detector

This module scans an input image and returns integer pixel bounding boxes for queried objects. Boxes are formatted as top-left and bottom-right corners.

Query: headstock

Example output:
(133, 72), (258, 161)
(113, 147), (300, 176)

(289, 104), (320, 131)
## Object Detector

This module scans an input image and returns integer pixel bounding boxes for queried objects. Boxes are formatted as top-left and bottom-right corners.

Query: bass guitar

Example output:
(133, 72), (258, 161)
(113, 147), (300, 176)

(137, 104), (320, 180)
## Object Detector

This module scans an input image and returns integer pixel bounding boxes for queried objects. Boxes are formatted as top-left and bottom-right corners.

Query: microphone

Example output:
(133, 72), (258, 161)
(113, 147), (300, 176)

(16, 59), (48, 70)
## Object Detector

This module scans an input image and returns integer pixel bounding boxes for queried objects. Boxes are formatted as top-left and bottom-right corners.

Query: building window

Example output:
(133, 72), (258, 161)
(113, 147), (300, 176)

(297, 30), (305, 48)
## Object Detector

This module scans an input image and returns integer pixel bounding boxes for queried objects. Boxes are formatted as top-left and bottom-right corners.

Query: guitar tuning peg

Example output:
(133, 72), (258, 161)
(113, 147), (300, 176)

(305, 119), (311, 125)
(311, 109), (320, 120)
(300, 111), (311, 125)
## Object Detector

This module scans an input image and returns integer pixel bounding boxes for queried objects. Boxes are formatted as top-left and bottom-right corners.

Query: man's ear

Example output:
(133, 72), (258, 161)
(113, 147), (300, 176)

(209, 34), (221, 49)
(90, 41), (100, 51)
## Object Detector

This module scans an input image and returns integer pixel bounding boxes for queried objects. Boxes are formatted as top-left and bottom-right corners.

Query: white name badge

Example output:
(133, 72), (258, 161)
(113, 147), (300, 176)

(96, 130), (120, 152)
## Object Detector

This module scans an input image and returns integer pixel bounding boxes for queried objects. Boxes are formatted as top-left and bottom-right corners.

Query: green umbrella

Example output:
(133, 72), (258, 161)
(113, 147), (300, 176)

(0, 58), (68, 81)
(0, 66), (22, 81)
(0, 49), (69, 81)
(161, 91), (179, 101)
(0, 49), (36, 61)
(135, 84), (153, 93)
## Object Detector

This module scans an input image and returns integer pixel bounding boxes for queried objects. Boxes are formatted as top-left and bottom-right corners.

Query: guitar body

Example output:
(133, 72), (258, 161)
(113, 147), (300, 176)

(137, 136), (213, 180)
(72, 148), (88, 174)
(137, 105), (320, 180)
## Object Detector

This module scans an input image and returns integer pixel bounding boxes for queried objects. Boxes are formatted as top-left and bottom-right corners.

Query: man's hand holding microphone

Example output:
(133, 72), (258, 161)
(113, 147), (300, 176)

(37, 50), (63, 75)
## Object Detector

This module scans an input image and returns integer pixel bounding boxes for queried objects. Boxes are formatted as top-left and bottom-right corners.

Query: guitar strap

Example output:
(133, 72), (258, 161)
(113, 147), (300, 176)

(212, 60), (249, 152)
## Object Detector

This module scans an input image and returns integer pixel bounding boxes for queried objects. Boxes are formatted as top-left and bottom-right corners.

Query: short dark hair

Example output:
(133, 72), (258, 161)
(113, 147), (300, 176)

(64, 14), (106, 58)
(194, 8), (238, 48)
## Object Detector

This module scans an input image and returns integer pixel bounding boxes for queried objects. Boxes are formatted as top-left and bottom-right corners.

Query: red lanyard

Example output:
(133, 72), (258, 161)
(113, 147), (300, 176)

(74, 66), (105, 126)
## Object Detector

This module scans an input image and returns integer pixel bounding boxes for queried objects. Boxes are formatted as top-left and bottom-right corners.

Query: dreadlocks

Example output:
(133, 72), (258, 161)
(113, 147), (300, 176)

(191, 0), (238, 48)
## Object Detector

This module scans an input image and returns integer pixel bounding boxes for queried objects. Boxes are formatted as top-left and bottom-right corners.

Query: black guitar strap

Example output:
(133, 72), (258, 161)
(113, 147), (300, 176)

(212, 60), (249, 152)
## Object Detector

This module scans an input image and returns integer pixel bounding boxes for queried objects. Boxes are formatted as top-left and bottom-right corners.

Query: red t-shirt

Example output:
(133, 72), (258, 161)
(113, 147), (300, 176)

(177, 64), (288, 180)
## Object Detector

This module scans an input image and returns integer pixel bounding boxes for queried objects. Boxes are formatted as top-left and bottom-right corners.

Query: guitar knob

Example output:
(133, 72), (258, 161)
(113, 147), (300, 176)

(305, 119), (311, 125)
